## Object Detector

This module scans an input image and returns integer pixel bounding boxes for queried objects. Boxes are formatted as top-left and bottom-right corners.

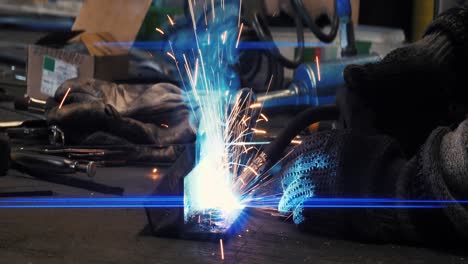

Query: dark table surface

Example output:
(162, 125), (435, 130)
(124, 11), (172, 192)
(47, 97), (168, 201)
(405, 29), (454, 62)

(1, 166), (468, 264)
(1, 101), (467, 264)
(0, 28), (467, 264)
(0, 164), (467, 264)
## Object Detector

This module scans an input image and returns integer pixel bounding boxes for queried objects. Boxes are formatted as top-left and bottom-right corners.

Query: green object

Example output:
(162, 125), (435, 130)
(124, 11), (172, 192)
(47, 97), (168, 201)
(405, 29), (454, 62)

(43, 56), (55, 72)
(296, 48), (316, 63)
(137, 6), (184, 41)
(356, 41), (372, 55)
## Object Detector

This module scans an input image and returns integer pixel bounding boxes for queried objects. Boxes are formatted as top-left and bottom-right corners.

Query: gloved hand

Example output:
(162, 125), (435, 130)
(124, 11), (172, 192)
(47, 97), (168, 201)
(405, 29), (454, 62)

(278, 122), (468, 242)
(46, 78), (196, 146)
(278, 130), (343, 226)
(339, 4), (468, 156)
(278, 6), (468, 242)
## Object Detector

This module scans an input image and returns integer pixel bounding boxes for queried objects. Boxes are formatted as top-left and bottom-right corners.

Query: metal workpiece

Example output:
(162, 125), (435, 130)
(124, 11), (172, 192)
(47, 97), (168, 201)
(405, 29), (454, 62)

(72, 160), (97, 178)
(257, 54), (381, 109)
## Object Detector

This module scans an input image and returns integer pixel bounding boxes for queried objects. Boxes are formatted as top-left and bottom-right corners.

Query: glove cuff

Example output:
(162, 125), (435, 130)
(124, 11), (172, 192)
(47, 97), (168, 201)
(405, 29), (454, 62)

(425, 5), (468, 64)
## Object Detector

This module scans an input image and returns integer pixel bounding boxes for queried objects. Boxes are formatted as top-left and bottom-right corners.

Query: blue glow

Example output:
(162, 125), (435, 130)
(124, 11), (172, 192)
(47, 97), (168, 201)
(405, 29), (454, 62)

(97, 41), (327, 51)
(0, 197), (184, 202)
(299, 205), (442, 209)
(299, 153), (330, 170)
(178, 0), (247, 226)
(0, 197), (465, 209)
(0, 196), (461, 204)
(0, 205), (182, 209)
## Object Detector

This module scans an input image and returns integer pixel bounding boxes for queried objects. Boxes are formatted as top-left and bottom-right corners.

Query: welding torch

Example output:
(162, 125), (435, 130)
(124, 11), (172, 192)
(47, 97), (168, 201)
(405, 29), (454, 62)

(235, 105), (339, 194)
(183, 54), (381, 110)
(10, 151), (97, 178)
(237, 54), (381, 190)
(0, 124), (96, 177)
(256, 54), (381, 109)
(0, 136), (96, 178)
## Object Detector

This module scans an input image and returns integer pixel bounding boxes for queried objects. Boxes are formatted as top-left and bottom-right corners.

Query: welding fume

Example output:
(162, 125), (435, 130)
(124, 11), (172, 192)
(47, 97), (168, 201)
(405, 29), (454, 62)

(3, 0), (468, 247)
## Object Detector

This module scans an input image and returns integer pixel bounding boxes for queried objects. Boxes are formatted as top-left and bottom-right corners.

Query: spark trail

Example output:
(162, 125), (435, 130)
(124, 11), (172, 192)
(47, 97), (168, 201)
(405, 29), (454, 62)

(168, 0), (289, 222)
(174, 0), (255, 219)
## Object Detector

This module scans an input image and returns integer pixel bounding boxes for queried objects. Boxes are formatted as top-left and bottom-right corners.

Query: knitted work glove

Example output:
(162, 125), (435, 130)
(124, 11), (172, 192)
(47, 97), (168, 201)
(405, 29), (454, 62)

(278, 130), (343, 226)
(340, 5), (468, 155)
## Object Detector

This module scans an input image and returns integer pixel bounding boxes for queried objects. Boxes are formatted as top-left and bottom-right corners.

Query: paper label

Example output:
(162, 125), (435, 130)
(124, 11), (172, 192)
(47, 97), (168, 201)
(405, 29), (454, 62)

(41, 56), (78, 97)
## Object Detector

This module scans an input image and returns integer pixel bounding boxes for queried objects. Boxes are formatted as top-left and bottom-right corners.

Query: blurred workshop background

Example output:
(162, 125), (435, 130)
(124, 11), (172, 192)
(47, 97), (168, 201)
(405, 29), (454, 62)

(0, 1), (467, 263)
(0, 0), (445, 102)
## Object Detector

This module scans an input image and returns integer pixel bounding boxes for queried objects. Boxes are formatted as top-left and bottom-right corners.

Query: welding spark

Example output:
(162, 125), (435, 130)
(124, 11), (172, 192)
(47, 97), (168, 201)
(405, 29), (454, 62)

(251, 128), (267, 135)
(219, 239), (225, 260)
(241, 116), (251, 126)
(242, 147), (254, 154)
(167, 15), (175, 26)
(166, 52), (176, 61)
(179, 0), (250, 224)
(315, 55), (321, 81)
(58, 87), (71, 110)
(187, 0), (197, 31)
(244, 166), (259, 176)
(249, 103), (262, 109)
(291, 140), (302, 145)
(168, 0), (285, 233)
(150, 168), (159, 181)
(211, 0), (216, 22)
(155, 28), (165, 35)
(221, 31), (228, 45)
(236, 23), (244, 49)
(239, 178), (246, 185)
(96, 40), (327, 51)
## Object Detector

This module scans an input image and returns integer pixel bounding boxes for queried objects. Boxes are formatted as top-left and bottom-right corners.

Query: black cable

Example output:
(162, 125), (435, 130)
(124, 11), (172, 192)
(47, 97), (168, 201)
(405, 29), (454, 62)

(292, 0), (339, 44)
(237, 105), (339, 193)
(263, 105), (339, 165)
(0, 52), (26, 67)
(235, 18), (285, 91)
(250, 2), (305, 69)
(0, 191), (54, 197)
(0, 133), (9, 176)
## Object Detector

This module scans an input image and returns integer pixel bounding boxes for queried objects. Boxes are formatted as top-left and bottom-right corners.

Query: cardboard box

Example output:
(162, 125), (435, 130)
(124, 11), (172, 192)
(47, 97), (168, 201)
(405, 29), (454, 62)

(26, 0), (152, 101)
(27, 44), (129, 101)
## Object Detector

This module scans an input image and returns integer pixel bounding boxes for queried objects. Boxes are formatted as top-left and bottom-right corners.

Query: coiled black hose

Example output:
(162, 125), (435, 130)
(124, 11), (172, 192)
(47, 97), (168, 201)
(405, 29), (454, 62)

(292, 0), (340, 44)
(263, 105), (339, 166)
(250, 2), (305, 69)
